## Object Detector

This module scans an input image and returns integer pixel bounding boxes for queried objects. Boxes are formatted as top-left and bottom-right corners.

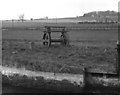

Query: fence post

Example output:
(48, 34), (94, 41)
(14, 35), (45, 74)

(117, 42), (120, 77)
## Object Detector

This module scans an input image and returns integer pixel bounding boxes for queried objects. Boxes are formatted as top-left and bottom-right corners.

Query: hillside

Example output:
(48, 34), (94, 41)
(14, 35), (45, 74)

(34, 10), (118, 23)
(82, 10), (118, 22)
(83, 11), (117, 17)
(3, 11), (118, 23)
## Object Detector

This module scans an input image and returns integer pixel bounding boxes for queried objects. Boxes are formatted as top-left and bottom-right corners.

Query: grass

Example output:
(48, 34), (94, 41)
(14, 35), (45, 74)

(2, 28), (117, 49)
(2, 40), (117, 74)
(2, 22), (118, 74)
(2, 20), (117, 30)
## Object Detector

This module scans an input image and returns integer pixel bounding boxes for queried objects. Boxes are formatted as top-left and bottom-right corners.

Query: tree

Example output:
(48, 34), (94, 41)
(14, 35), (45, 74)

(19, 14), (24, 22)
(45, 16), (48, 19)
(30, 18), (33, 21)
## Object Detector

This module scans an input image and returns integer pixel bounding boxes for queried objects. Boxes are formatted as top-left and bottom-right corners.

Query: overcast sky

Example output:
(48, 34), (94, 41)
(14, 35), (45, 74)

(0, 0), (119, 20)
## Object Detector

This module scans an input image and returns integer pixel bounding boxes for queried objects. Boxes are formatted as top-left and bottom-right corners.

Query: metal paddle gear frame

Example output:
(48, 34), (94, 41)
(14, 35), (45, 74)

(43, 26), (69, 46)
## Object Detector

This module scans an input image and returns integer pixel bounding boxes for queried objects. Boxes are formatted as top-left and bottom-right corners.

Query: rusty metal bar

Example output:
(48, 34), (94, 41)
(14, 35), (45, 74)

(51, 39), (63, 42)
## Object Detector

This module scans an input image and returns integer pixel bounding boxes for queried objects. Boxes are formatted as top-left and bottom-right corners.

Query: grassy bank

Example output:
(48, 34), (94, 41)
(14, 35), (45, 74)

(2, 40), (117, 74)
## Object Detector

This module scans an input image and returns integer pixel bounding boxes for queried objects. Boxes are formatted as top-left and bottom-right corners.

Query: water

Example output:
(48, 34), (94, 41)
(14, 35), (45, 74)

(2, 83), (65, 93)
(1, 66), (120, 94)
(2, 83), (120, 94)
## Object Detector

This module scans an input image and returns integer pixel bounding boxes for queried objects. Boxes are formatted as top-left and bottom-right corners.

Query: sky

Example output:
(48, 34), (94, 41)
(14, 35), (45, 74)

(0, 0), (119, 20)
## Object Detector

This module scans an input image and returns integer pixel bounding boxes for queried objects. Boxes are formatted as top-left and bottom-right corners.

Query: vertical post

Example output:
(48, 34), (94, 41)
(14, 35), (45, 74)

(118, 2), (120, 76)
(117, 19), (120, 76)
(47, 27), (51, 38)
(117, 42), (120, 77)
(47, 27), (51, 33)
(84, 68), (89, 87)
(46, 26), (51, 47)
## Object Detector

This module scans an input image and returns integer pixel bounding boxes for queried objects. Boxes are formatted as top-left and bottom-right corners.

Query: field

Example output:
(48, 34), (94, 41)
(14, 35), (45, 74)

(2, 21), (118, 74)
(2, 20), (118, 30)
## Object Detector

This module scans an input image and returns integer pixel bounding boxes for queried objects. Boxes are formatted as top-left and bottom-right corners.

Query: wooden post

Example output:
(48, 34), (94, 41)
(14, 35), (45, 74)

(84, 68), (89, 87)
(117, 26), (120, 77)
(118, 9), (120, 76)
